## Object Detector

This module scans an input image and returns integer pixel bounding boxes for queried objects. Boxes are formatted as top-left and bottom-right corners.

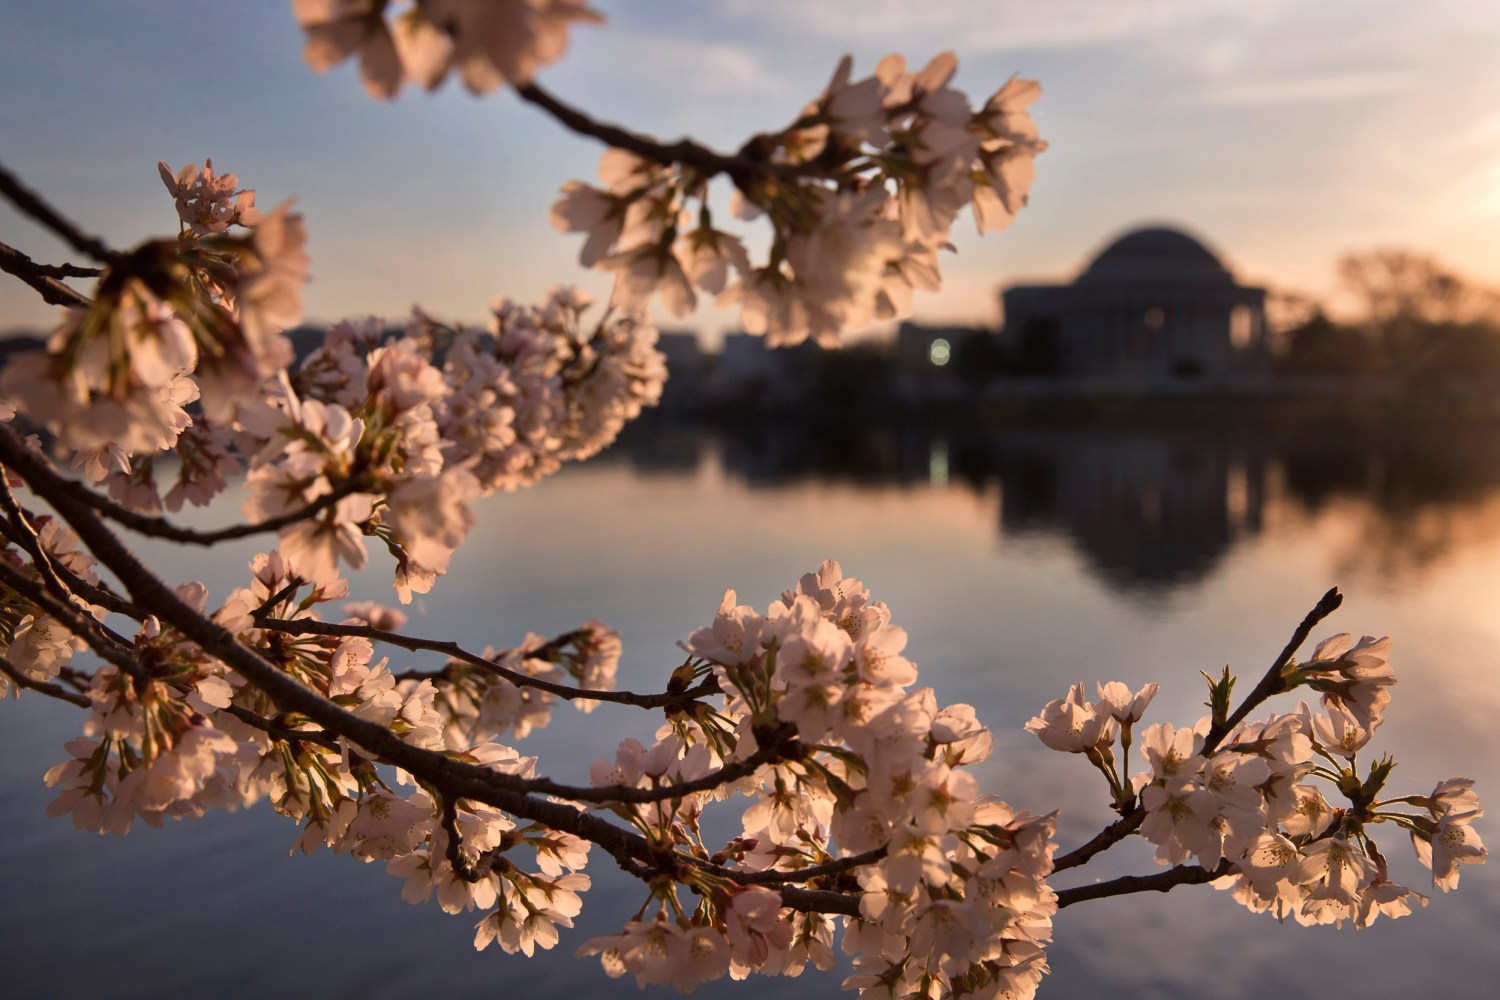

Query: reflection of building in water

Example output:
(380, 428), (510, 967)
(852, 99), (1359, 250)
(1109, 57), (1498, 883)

(1001, 226), (1269, 379)
(994, 431), (1266, 593)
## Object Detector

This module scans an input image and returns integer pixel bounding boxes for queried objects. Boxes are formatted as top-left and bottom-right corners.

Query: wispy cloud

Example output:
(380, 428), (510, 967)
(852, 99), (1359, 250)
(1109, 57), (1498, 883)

(719, 0), (1283, 52)
(1195, 70), (1410, 108)
(566, 28), (788, 98)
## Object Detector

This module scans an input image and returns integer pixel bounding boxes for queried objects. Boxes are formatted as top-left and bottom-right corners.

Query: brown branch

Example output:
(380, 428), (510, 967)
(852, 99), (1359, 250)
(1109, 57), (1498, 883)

(776, 886), (859, 917)
(0, 655), (91, 707)
(72, 476), (368, 546)
(0, 556), (146, 683)
(1203, 586), (1343, 754)
(55, 664), (95, 693)
(1055, 859), (1235, 908)
(440, 796), (517, 884)
(722, 846), (887, 886)
(0, 240), (93, 308)
(0, 161), (119, 264)
(0, 481), (81, 607)
(258, 615), (717, 711)
(218, 702), (341, 751)
(1053, 811), (1147, 872)
(518, 81), (750, 177)
(516, 81), (805, 188)
(0, 499), (140, 617)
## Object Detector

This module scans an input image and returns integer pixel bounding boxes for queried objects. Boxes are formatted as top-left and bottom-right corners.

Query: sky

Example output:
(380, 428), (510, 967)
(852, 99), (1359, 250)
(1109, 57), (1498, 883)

(4, 0), (1500, 344)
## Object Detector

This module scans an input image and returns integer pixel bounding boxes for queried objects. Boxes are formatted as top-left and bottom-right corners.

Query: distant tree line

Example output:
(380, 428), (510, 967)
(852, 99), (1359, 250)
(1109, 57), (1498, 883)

(1277, 250), (1500, 378)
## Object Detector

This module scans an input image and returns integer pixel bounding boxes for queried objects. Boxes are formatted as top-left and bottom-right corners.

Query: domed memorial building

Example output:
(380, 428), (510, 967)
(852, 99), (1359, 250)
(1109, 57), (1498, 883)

(1001, 226), (1268, 379)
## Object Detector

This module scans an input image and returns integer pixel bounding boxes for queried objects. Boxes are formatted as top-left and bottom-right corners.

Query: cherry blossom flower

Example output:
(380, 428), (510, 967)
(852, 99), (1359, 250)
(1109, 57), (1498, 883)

(1025, 683), (1117, 754)
(158, 159), (264, 234)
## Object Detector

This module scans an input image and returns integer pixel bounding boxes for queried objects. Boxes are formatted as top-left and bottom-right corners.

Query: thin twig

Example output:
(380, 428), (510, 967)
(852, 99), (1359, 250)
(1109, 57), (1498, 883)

(219, 702), (340, 751)
(0, 240), (93, 308)
(0, 655), (91, 707)
(1055, 859), (1235, 908)
(1053, 811), (1147, 872)
(516, 81), (803, 187)
(0, 161), (119, 264)
(0, 502), (141, 616)
(73, 476), (369, 546)
(0, 481), (80, 606)
(0, 557), (146, 683)
(723, 846), (887, 886)
(258, 615), (717, 711)
(1203, 586), (1343, 754)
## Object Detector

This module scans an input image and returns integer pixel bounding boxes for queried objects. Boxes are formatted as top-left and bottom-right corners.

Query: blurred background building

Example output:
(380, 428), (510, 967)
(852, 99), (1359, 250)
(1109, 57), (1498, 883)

(1000, 226), (1269, 379)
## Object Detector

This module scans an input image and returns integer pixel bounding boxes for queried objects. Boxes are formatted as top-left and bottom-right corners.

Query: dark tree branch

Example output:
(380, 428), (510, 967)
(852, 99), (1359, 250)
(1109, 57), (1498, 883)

(0, 655), (91, 707)
(1203, 586), (1343, 754)
(0, 556), (145, 683)
(518, 81), (753, 179)
(516, 81), (807, 188)
(721, 846), (887, 886)
(74, 476), (369, 546)
(218, 702), (341, 751)
(0, 160), (120, 264)
(1055, 859), (1235, 908)
(55, 664), (95, 693)
(0, 240), (93, 308)
(258, 615), (717, 711)
(1053, 811), (1147, 872)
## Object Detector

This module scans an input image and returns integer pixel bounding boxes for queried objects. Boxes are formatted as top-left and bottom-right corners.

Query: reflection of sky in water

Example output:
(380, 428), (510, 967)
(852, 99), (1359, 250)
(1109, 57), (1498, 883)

(3, 423), (1498, 999)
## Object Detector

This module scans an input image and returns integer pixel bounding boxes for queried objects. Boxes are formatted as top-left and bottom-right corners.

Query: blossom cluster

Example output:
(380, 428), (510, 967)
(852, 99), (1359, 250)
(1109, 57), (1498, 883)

(21, 545), (616, 955)
(1026, 634), (1486, 930)
(0, 518), (101, 698)
(552, 54), (1045, 346)
(294, 0), (602, 99)
(574, 561), (1058, 998)
(293, 5), (1047, 350)
(0, 160), (665, 601)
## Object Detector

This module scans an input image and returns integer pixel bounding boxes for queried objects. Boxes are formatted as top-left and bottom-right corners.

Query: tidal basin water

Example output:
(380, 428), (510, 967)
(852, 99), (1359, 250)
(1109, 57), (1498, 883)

(3, 419), (1498, 999)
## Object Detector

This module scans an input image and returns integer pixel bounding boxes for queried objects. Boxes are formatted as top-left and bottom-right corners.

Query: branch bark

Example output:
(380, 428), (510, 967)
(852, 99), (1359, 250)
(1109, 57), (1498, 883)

(1055, 859), (1235, 909)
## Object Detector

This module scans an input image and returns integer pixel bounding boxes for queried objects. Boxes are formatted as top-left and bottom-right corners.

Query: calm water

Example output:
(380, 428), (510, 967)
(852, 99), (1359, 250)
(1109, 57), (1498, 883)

(3, 419), (1498, 999)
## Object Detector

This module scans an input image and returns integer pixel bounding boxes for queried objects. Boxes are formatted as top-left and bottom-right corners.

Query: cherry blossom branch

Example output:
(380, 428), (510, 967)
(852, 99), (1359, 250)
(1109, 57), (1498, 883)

(0, 240), (94, 308)
(516, 81), (795, 186)
(257, 615), (718, 710)
(720, 846), (888, 886)
(1203, 586), (1343, 754)
(0, 501), (141, 618)
(440, 796), (518, 884)
(71, 475), (372, 546)
(219, 702), (341, 751)
(0, 160), (120, 264)
(0, 426), (865, 914)
(1053, 812), (1147, 872)
(0, 655), (91, 707)
(1054, 859), (1235, 909)
(1056, 588), (1346, 872)
(0, 555), (144, 682)
(55, 664), (95, 693)
(0, 480), (81, 606)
